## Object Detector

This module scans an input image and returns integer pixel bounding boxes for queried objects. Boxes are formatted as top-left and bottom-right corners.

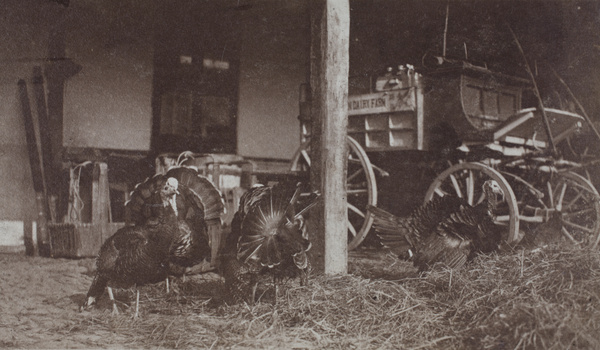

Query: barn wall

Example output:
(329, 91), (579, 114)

(0, 1), (65, 250)
(0, 0), (310, 251)
(236, 1), (309, 160)
(0, 0), (155, 251)
(62, 0), (155, 150)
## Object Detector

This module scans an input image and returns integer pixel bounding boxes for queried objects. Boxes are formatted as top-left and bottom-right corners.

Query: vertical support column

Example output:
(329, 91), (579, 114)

(33, 66), (57, 223)
(92, 162), (110, 225)
(19, 80), (48, 256)
(309, 0), (350, 275)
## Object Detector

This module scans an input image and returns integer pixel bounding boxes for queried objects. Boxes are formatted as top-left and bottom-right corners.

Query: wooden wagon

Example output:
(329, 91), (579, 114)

(292, 58), (600, 250)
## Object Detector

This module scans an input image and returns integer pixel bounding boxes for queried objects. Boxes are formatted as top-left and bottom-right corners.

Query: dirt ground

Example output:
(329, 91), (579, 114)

(0, 253), (103, 348)
(0, 249), (396, 349)
(2, 232), (595, 349)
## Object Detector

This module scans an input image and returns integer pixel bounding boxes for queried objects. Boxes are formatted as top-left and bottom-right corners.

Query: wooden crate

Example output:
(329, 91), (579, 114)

(48, 222), (125, 258)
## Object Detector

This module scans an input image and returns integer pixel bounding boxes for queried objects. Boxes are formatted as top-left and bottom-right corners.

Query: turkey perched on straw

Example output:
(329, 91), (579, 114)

(80, 177), (180, 317)
(127, 166), (225, 274)
(368, 180), (505, 271)
(221, 182), (320, 304)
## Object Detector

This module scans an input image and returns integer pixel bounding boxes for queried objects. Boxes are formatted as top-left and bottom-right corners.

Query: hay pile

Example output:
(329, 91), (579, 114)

(68, 245), (600, 349)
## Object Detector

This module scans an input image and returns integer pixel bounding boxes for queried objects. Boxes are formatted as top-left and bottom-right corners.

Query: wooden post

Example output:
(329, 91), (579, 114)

(33, 66), (58, 223)
(92, 162), (110, 225)
(18, 80), (48, 256)
(308, 0), (350, 275)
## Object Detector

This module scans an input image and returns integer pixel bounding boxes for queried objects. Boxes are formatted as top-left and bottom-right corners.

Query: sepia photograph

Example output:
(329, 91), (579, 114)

(1, 0), (599, 348)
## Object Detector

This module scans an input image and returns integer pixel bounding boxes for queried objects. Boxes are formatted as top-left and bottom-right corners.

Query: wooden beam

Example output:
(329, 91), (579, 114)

(92, 162), (110, 224)
(33, 66), (58, 223)
(309, 0), (350, 275)
(18, 80), (48, 256)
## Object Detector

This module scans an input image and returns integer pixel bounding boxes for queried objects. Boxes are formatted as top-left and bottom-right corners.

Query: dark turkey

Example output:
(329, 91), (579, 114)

(80, 177), (180, 317)
(127, 166), (225, 275)
(221, 183), (319, 305)
(368, 180), (505, 271)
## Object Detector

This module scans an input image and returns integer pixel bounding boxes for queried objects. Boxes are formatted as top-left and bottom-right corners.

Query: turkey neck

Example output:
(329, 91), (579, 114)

(145, 203), (179, 246)
(483, 186), (499, 216)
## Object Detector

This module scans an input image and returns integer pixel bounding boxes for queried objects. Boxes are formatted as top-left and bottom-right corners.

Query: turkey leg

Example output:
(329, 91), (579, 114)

(134, 289), (140, 319)
(107, 287), (119, 315)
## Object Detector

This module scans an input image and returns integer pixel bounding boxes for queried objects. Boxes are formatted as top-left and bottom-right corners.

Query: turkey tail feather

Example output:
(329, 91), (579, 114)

(238, 184), (315, 267)
(286, 183), (303, 216)
(294, 191), (320, 220)
(367, 205), (417, 248)
(126, 174), (170, 225)
(238, 190), (288, 265)
(165, 167), (225, 222)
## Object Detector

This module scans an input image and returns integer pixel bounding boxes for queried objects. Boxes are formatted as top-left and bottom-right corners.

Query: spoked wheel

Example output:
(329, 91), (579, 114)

(519, 171), (600, 249)
(424, 162), (521, 244)
(290, 136), (377, 250)
(564, 133), (600, 187)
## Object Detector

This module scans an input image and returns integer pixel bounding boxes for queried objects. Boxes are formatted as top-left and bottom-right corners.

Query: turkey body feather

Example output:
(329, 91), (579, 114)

(81, 177), (180, 316)
(87, 219), (174, 298)
(221, 183), (319, 304)
(127, 166), (224, 270)
(81, 166), (225, 317)
(369, 180), (505, 271)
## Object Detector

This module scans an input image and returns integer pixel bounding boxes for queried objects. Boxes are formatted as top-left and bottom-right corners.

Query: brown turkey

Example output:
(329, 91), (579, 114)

(81, 167), (224, 317)
(221, 182), (319, 305)
(127, 166), (225, 278)
(368, 180), (506, 271)
(80, 177), (180, 317)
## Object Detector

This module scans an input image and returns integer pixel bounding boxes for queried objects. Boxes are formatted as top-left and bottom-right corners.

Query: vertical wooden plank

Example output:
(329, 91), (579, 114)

(32, 67), (52, 185)
(33, 66), (59, 223)
(308, 0), (325, 274)
(46, 24), (80, 171)
(19, 80), (49, 256)
(18, 80), (45, 193)
(23, 220), (37, 256)
(92, 162), (109, 224)
(415, 75), (425, 150)
(45, 74), (65, 166)
(309, 0), (350, 275)
(34, 194), (49, 256)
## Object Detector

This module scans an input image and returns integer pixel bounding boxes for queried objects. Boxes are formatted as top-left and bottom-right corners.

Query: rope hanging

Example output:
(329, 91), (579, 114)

(67, 161), (92, 223)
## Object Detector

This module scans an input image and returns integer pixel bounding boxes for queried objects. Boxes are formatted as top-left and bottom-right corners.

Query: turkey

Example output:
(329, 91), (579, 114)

(221, 182), (320, 305)
(127, 166), (225, 278)
(80, 177), (180, 317)
(368, 179), (505, 271)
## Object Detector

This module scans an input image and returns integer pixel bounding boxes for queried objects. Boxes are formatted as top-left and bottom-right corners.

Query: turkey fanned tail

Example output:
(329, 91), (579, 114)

(127, 166), (225, 271)
(238, 184), (313, 269)
(164, 166), (224, 223)
(223, 182), (319, 304)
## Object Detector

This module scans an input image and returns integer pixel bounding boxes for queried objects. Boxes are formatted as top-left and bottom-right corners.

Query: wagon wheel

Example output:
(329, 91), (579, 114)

(424, 162), (521, 244)
(290, 136), (377, 250)
(520, 171), (600, 249)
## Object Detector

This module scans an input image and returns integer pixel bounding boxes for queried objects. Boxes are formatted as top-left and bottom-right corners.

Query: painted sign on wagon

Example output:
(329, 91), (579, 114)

(348, 90), (416, 116)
